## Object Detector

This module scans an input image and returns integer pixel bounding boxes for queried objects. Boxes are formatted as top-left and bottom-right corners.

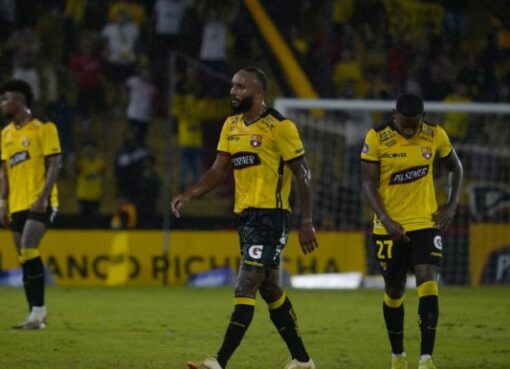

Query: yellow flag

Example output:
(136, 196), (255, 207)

(106, 232), (130, 286)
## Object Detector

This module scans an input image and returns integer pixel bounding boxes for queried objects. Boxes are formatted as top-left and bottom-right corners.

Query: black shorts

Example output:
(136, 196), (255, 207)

(9, 207), (57, 233)
(235, 208), (290, 273)
(372, 228), (443, 279)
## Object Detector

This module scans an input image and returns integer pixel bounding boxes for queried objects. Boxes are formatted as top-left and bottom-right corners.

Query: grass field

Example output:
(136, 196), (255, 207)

(0, 286), (508, 369)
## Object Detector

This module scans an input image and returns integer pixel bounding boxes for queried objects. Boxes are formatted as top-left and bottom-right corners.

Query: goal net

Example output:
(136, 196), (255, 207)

(275, 98), (510, 285)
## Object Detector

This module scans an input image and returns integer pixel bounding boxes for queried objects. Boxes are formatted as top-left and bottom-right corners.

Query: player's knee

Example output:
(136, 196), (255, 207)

(259, 282), (282, 303)
(385, 286), (405, 299)
(234, 275), (258, 298)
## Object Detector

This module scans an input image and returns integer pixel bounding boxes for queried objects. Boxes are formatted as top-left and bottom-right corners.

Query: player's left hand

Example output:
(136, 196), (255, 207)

(298, 222), (318, 254)
(30, 197), (48, 213)
(433, 204), (456, 232)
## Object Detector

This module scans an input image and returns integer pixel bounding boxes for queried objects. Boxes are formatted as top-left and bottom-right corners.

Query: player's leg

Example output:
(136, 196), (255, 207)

(11, 229), (33, 312)
(20, 218), (48, 326)
(260, 269), (315, 369)
(188, 269), (264, 368)
(383, 275), (408, 369)
(8, 211), (33, 314)
(415, 264), (440, 369)
(213, 268), (265, 368)
(411, 229), (442, 369)
(374, 234), (409, 369)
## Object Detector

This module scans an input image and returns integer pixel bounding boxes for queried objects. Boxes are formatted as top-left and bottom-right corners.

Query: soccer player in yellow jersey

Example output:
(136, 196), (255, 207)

(361, 94), (463, 369)
(0, 80), (62, 329)
(172, 67), (318, 369)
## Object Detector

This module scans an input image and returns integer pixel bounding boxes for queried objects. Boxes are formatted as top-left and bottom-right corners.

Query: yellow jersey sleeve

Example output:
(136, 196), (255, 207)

(216, 120), (230, 155)
(1, 129), (6, 161)
(275, 119), (305, 161)
(436, 125), (453, 158)
(42, 122), (62, 156)
(361, 129), (380, 162)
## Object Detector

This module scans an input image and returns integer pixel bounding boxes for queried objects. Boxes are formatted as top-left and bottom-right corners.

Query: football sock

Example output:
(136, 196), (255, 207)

(417, 281), (439, 356)
(268, 292), (310, 362)
(19, 255), (32, 312)
(22, 249), (45, 307)
(216, 298), (255, 368)
(383, 293), (405, 355)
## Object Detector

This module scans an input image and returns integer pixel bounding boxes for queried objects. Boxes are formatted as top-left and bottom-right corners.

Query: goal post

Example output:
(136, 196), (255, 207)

(275, 98), (510, 285)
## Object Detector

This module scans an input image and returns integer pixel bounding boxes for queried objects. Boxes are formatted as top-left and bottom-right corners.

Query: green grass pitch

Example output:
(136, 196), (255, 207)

(0, 286), (508, 369)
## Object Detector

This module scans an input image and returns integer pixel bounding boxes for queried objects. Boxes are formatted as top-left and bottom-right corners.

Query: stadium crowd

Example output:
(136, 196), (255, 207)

(0, 0), (509, 227)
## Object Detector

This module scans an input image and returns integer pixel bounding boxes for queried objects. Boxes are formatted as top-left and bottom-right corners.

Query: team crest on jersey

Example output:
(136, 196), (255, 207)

(422, 147), (432, 159)
(21, 137), (30, 147)
(250, 135), (262, 147)
(362, 143), (369, 154)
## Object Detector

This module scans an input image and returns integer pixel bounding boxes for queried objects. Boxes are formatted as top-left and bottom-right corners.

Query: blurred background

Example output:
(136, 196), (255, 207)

(0, 0), (509, 287)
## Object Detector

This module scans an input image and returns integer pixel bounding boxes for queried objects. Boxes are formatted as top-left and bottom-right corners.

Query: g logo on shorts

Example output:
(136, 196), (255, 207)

(248, 245), (263, 259)
(433, 235), (443, 250)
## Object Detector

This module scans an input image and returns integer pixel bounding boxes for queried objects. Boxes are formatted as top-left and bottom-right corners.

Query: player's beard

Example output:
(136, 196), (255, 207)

(231, 94), (254, 113)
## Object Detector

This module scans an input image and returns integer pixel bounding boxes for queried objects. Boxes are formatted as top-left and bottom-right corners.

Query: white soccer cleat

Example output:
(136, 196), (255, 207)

(11, 306), (47, 330)
(284, 358), (316, 369)
(187, 357), (223, 369)
(418, 357), (437, 369)
(391, 352), (408, 369)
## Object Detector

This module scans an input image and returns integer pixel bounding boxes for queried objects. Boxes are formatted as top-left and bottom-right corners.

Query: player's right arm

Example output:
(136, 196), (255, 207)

(361, 161), (409, 242)
(0, 161), (9, 226)
(171, 153), (231, 218)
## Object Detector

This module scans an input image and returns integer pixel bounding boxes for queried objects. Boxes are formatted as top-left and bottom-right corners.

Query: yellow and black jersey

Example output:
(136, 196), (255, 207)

(217, 108), (305, 214)
(76, 156), (105, 201)
(1, 118), (61, 213)
(361, 120), (453, 235)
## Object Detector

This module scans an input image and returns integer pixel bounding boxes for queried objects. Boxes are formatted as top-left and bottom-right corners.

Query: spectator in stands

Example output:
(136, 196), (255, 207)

(125, 62), (157, 145)
(114, 130), (152, 202)
(4, 27), (41, 66)
(442, 83), (472, 142)
(174, 64), (204, 192)
(386, 36), (412, 93)
(50, 90), (75, 168)
(152, 0), (190, 56)
(76, 139), (105, 227)
(135, 155), (161, 228)
(101, 9), (140, 113)
(199, 6), (229, 97)
(110, 196), (137, 229)
(69, 35), (105, 131)
(333, 49), (366, 98)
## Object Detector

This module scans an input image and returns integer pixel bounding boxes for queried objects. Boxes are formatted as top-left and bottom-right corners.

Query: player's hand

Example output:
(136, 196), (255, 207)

(433, 204), (456, 232)
(0, 207), (8, 227)
(381, 216), (409, 242)
(30, 197), (48, 213)
(171, 193), (191, 218)
(298, 222), (318, 254)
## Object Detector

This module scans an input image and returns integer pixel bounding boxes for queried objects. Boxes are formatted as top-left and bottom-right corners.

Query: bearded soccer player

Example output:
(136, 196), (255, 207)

(171, 67), (318, 369)
(361, 94), (463, 369)
(0, 80), (62, 329)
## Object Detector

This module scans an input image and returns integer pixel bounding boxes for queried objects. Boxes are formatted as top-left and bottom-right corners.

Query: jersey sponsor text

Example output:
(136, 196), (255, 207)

(390, 165), (429, 184)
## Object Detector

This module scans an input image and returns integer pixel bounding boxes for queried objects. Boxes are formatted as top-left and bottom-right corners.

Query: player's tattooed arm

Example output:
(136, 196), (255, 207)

(289, 156), (318, 254)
